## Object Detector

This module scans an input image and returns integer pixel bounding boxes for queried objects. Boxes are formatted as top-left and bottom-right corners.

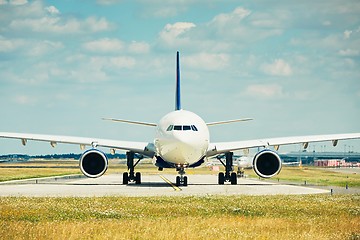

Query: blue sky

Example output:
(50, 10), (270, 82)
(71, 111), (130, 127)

(0, 0), (359, 155)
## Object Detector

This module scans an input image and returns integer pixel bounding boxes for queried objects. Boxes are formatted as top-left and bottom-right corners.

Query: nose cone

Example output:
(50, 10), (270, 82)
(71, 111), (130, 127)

(155, 110), (210, 165)
(165, 141), (207, 164)
(158, 133), (208, 165)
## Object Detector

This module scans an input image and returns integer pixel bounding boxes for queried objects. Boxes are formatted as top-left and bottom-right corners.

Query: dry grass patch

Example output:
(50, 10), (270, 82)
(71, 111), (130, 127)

(0, 195), (359, 239)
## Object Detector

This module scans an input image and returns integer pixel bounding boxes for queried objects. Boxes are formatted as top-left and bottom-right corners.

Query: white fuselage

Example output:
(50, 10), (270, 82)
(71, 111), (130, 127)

(154, 110), (209, 166)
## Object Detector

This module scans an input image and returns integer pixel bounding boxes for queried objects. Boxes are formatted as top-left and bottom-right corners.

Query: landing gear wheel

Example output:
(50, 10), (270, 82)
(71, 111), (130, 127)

(217, 152), (238, 185)
(218, 172), (225, 185)
(183, 176), (188, 186)
(230, 172), (237, 185)
(175, 165), (188, 186)
(135, 172), (141, 184)
(123, 151), (143, 185)
(176, 176), (181, 186)
(123, 172), (129, 185)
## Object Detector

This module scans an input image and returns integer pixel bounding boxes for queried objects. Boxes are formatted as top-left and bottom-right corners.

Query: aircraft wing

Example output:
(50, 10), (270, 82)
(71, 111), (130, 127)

(207, 133), (360, 157)
(0, 132), (155, 157)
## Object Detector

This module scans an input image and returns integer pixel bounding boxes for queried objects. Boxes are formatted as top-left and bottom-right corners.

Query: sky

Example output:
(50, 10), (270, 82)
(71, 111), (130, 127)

(0, 0), (359, 155)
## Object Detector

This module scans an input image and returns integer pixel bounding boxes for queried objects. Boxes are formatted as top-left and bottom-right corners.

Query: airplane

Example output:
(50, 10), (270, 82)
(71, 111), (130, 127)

(1, 51), (360, 186)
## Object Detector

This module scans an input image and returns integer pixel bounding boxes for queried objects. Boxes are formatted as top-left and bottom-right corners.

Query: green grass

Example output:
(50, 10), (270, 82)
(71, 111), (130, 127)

(244, 166), (360, 187)
(0, 195), (359, 239)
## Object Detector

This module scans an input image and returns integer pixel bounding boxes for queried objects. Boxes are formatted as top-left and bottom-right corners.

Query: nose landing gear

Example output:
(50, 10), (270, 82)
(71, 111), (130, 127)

(175, 165), (188, 186)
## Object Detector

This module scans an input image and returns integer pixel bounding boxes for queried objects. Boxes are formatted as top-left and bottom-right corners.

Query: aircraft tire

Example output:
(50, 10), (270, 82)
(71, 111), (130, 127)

(183, 176), (188, 186)
(218, 172), (225, 185)
(176, 176), (181, 186)
(123, 172), (129, 185)
(230, 172), (237, 185)
(135, 172), (141, 184)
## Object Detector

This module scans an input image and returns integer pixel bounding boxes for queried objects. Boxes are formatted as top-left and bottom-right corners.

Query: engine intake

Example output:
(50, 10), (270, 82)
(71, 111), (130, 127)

(80, 149), (108, 178)
(253, 149), (282, 178)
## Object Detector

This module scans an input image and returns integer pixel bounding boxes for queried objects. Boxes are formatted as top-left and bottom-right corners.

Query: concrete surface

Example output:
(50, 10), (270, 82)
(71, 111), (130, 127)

(0, 174), (332, 197)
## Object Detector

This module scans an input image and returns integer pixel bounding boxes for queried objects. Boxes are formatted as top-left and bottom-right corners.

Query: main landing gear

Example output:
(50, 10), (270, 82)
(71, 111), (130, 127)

(123, 151), (143, 185)
(217, 152), (237, 185)
(176, 165), (188, 186)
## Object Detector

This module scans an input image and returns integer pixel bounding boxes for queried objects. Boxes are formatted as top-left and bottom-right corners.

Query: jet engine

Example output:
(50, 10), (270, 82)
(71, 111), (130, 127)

(253, 149), (282, 178)
(79, 149), (108, 178)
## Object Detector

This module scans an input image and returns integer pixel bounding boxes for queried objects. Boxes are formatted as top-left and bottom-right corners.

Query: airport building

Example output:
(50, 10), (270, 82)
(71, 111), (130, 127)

(314, 159), (360, 168)
(280, 151), (360, 165)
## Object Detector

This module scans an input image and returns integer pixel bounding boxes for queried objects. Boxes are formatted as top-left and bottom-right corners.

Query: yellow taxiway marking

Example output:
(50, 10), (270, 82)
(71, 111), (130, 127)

(160, 175), (182, 191)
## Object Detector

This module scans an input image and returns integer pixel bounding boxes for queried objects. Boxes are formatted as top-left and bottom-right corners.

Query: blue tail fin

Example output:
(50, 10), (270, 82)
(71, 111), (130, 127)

(175, 51), (181, 111)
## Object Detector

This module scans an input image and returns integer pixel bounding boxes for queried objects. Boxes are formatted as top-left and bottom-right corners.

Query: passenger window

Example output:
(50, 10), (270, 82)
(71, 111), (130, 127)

(174, 125), (182, 130)
(166, 125), (173, 131)
(191, 125), (198, 131)
(183, 125), (191, 131)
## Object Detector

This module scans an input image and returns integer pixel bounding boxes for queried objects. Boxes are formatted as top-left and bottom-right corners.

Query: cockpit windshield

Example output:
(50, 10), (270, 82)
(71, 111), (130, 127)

(166, 125), (198, 132)
(183, 125), (191, 131)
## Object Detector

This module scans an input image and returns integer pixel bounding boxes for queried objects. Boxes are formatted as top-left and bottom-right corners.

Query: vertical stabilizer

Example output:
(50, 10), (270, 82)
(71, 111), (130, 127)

(175, 51), (181, 110)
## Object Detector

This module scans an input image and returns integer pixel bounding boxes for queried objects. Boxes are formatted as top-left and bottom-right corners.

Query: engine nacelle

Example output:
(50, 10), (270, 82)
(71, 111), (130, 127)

(79, 149), (108, 178)
(253, 149), (282, 178)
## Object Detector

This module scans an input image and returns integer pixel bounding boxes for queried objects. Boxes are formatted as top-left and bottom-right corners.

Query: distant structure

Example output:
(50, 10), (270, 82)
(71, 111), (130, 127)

(314, 159), (360, 168)
(280, 151), (360, 165)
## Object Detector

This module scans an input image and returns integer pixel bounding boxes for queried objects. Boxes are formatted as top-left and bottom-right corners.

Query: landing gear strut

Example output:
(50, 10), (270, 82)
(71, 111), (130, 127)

(123, 151), (142, 184)
(218, 152), (237, 185)
(175, 165), (188, 186)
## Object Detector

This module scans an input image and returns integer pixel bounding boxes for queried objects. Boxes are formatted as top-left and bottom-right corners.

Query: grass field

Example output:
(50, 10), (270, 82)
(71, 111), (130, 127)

(0, 195), (359, 239)
(1, 160), (360, 239)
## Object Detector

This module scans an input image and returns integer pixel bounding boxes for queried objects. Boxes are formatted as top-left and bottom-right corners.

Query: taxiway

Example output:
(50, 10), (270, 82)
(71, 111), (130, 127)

(0, 174), (331, 197)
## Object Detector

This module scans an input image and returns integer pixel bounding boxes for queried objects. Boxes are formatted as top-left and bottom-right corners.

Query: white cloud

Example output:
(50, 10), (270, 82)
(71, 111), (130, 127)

(13, 95), (36, 105)
(338, 48), (360, 57)
(344, 30), (352, 39)
(63, 55), (136, 83)
(83, 38), (124, 53)
(245, 84), (284, 98)
(9, 0), (27, 5)
(85, 17), (112, 32)
(0, 36), (24, 52)
(206, 7), (283, 44)
(250, 10), (290, 29)
(26, 40), (63, 56)
(107, 56), (136, 68)
(22, 16), (110, 33)
(159, 22), (196, 45)
(7, 70), (49, 85)
(184, 53), (229, 71)
(7, 6), (113, 34)
(0, 36), (62, 56)
(129, 41), (150, 54)
(45, 6), (60, 15)
(262, 59), (292, 76)
(83, 39), (150, 54)
(211, 7), (251, 26)
(0, 1), (44, 22)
